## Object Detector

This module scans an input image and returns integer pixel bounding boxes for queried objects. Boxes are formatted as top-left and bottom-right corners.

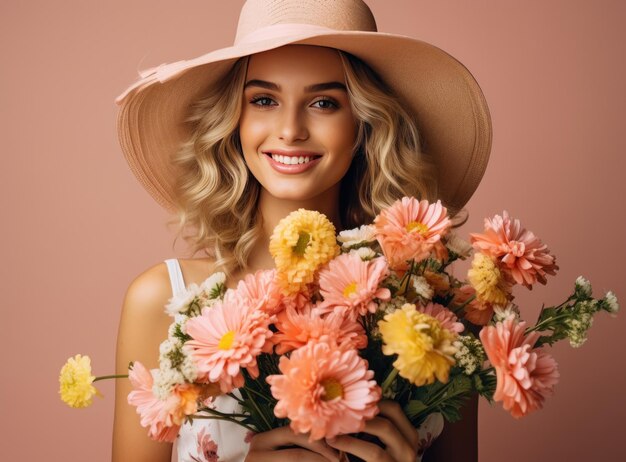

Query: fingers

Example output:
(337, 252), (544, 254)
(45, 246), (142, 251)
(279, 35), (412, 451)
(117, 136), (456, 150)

(249, 426), (341, 462)
(362, 417), (414, 457)
(378, 400), (419, 448)
(325, 435), (392, 462)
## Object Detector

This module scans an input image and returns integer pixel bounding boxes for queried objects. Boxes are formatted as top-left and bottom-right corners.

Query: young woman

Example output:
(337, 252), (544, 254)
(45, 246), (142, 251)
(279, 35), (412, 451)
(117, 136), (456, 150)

(112, 1), (491, 461)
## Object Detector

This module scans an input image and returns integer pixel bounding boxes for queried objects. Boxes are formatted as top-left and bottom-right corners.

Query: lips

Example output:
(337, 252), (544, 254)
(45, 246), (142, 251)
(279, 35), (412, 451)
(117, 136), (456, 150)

(262, 150), (322, 165)
(262, 149), (323, 174)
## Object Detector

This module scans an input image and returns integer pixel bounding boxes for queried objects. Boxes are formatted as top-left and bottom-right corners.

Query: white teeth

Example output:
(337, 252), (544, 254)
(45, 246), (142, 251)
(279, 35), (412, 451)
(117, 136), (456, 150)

(270, 154), (315, 165)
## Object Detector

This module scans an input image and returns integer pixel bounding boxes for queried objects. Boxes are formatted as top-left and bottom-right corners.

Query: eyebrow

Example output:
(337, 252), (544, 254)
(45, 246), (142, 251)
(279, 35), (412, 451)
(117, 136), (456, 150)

(243, 79), (347, 93)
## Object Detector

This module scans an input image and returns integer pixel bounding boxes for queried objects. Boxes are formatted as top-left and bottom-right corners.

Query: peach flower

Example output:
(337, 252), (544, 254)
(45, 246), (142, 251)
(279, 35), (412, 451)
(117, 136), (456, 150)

(470, 211), (558, 288)
(266, 341), (381, 441)
(417, 302), (464, 334)
(127, 361), (199, 442)
(318, 253), (391, 318)
(185, 293), (273, 393)
(272, 303), (367, 354)
(454, 285), (495, 326)
(480, 318), (560, 418)
(231, 268), (283, 315)
(374, 197), (451, 271)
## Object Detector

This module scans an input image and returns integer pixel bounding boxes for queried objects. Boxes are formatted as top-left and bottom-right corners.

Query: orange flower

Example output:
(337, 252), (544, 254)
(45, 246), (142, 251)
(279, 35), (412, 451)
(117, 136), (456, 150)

(266, 341), (380, 441)
(470, 211), (558, 288)
(127, 361), (199, 442)
(454, 285), (494, 326)
(423, 269), (451, 296)
(480, 318), (559, 418)
(272, 304), (367, 354)
(232, 268), (283, 315)
(374, 197), (451, 271)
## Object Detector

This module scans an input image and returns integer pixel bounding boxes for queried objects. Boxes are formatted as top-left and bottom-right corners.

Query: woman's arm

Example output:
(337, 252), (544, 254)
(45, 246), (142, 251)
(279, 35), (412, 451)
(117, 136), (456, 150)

(422, 393), (478, 462)
(112, 263), (175, 462)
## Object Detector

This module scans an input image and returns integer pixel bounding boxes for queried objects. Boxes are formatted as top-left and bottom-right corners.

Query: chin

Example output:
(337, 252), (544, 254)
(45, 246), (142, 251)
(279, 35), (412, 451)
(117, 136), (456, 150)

(264, 187), (317, 202)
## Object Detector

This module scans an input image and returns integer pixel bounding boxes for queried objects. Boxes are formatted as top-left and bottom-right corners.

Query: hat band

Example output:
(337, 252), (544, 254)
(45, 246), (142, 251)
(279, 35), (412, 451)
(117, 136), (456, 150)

(234, 23), (339, 45)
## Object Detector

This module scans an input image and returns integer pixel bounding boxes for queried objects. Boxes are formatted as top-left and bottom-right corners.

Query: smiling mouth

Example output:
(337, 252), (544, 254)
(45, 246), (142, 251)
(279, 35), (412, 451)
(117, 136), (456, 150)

(263, 152), (323, 165)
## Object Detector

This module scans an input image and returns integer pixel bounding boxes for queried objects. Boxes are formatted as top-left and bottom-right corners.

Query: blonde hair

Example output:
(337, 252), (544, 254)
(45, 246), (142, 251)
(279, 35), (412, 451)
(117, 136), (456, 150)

(170, 48), (441, 276)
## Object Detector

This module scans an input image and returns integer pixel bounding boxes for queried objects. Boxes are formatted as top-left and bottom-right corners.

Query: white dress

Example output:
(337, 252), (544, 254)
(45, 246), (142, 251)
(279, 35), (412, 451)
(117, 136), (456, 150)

(164, 258), (443, 462)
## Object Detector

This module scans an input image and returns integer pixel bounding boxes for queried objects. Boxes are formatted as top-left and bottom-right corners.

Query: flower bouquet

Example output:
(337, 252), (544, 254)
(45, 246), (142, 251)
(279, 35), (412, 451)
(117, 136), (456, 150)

(60, 197), (619, 459)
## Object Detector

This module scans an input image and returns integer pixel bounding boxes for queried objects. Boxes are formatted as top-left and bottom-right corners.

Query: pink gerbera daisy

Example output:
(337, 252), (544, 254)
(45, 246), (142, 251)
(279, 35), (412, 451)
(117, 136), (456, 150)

(417, 302), (465, 334)
(318, 253), (391, 318)
(470, 211), (558, 288)
(374, 197), (451, 271)
(127, 361), (199, 442)
(272, 303), (367, 354)
(185, 294), (273, 393)
(232, 268), (283, 315)
(266, 341), (381, 441)
(480, 317), (560, 418)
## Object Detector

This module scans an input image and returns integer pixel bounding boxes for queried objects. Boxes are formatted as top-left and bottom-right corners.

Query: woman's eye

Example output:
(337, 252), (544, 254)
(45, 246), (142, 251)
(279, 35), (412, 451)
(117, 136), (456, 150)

(250, 96), (275, 107)
(312, 98), (338, 110)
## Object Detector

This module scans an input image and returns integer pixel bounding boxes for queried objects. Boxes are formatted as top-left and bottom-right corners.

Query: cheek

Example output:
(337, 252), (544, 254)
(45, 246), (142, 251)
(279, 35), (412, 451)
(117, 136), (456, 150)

(239, 114), (270, 151)
(315, 115), (357, 155)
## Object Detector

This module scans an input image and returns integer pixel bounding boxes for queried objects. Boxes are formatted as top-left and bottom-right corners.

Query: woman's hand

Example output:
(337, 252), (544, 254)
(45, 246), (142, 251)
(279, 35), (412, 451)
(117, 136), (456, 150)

(246, 425), (341, 462)
(324, 401), (419, 462)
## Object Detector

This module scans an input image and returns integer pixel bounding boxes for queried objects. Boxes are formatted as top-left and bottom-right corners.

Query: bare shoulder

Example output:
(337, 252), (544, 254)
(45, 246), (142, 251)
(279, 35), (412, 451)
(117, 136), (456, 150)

(123, 261), (173, 312)
(116, 261), (176, 371)
(113, 261), (175, 461)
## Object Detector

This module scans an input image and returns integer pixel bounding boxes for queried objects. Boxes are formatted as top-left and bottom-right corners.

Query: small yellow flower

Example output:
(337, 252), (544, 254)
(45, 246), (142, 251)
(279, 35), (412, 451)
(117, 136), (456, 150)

(378, 304), (457, 386)
(467, 252), (510, 305)
(269, 209), (339, 294)
(59, 354), (100, 408)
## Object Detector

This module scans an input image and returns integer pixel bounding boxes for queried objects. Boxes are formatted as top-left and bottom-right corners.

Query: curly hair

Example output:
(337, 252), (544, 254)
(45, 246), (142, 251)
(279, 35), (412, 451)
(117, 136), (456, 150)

(169, 47), (442, 277)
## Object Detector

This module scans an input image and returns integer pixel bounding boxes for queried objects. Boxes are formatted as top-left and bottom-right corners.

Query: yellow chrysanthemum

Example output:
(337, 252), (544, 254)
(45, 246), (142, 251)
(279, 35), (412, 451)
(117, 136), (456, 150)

(467, 252), (510, 305)
(269, 209), (339, 294)
(378, 304), (457, 386)
(59, 354), (100, 408)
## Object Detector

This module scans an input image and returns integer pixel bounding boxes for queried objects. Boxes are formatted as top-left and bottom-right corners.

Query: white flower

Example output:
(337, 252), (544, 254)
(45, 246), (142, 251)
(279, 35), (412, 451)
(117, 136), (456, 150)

(453, 335), (486, 375)
(603, 291), (619, 315)
(349, 246), (377, 261)
(154, 341), (198, 399)
(337, 224), (377, 249)
(574, 276), (592, 298)
(411, 276), (434, 300)
(199, 272), (226, 299)
(492, 303), (520, 323)
(164, 284), (203, 317)
(164, 272), (226, 317)
(565, 306), (594, 348)
(445, 233), (473, 259)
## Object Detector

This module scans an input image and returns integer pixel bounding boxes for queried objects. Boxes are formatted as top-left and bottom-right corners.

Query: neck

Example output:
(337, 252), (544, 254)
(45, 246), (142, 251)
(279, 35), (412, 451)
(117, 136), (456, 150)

(245, 184), (343, 272)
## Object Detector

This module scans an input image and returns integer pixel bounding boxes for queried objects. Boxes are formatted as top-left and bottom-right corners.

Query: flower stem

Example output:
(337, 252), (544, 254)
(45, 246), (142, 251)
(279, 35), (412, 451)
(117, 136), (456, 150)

(381, 368), (399, 395)
(451, 294), (476, 315)
(93, 374), (128, 382)
(241, 387), (273, 431)
(226, 392), (245, 405)
(526, 312), (571, 334)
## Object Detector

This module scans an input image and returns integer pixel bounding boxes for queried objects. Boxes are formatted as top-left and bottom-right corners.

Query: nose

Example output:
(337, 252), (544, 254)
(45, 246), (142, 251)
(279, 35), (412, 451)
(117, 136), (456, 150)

(276, 105), (309, 143)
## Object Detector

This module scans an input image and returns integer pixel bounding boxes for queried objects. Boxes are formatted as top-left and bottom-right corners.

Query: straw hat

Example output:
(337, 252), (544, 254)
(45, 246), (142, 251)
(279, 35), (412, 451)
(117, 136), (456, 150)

(116, 0), (492, 212)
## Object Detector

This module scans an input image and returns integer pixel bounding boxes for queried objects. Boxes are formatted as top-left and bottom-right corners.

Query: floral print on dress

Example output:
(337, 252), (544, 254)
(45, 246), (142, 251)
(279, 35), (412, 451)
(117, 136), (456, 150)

(189, 427), (220, 462)
(244, 430), (256, 444)
(415, 412), (444, 462)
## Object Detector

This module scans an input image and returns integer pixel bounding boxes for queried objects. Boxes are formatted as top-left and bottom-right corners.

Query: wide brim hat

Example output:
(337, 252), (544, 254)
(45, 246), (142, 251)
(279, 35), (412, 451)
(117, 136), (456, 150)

(116, 0), (492, 212)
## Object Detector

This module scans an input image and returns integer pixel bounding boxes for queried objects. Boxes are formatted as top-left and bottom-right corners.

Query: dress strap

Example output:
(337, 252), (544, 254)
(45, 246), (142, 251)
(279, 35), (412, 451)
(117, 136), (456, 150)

(164, 258), (187, 298)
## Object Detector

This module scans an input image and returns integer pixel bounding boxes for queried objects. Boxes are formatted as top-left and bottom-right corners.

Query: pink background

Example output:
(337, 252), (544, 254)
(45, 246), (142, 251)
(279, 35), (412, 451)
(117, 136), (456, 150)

(2, 0), (625, 460)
